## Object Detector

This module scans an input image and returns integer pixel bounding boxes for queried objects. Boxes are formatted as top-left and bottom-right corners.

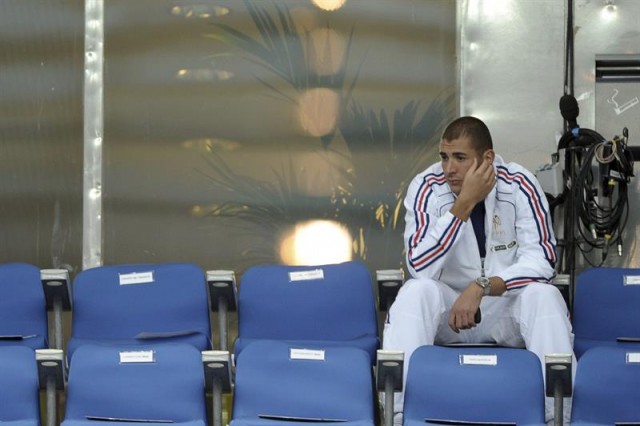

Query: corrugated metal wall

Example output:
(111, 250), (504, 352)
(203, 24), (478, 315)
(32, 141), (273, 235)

(458, 0), (639, 269)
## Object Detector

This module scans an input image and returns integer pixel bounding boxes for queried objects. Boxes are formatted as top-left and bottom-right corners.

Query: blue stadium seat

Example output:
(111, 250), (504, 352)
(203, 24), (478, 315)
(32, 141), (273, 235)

(573, 267), (640, 358)
(0, 346), (41, 426)
(67, 263), (212, 360)
(0, 263), (48, 350)
(231, 340), (375, 426)
(404, 345), (545, 425)
(234, 261), (379, 362)
(571, 346), (640, 425)
(62, 343), (207, 426)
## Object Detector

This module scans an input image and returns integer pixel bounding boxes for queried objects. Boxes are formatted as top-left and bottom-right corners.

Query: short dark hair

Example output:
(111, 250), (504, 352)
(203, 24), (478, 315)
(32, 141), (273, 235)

(442, 116), (493, 152)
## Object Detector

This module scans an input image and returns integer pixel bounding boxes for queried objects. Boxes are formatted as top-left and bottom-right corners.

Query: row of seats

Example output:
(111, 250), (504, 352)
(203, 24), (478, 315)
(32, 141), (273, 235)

(2, 339), (639, 426)
(4, 262), (639, 359)
(2, 261), (640, 425)
(0, 261), (382, 359)
(0, 261), (384, 426)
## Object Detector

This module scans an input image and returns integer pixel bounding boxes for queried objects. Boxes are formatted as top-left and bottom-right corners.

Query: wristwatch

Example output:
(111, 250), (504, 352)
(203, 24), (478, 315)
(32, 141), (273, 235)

(475, 276), (491, 296)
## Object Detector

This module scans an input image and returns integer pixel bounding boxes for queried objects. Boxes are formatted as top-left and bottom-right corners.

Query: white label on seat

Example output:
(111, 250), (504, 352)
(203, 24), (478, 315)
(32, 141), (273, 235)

(119, 350), (156, 364)
(623, 275), (640, 285)
(289, 269), (324, 282)
(119, 271), (154, 285)
(290, 348), (325, 361)
(459, 354), (497, 366)
(626, 352), (640, 364)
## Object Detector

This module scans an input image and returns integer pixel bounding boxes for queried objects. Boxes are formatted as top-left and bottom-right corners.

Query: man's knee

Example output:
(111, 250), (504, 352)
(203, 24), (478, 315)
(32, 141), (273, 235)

(384, 278), (444, 350)
(520, 283), (568, 315)
(386, 278), (445, 329)
(391, 278), (442, 309)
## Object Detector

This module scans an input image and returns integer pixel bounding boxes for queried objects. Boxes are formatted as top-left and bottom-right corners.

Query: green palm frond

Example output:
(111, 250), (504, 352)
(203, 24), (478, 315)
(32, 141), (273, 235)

(338, 91), (454, 201)
(209, 0), (355, 94)
(334, 92), (455, 260)
(208, 0), (361, 149)
(199, 148), (339, 265)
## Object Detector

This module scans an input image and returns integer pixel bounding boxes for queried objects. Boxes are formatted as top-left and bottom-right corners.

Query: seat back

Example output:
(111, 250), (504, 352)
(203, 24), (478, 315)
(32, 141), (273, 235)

(235, 261), (379, 361)
(63, 343), (206, 424)
(68, 263), (211, 358)
(0, 346), (40, 425)
(232, 340), (375, 424)
(0, 263), (48, 349)
(404, 345), (544, 425)
(573, 267), (640, 358)
(572, 346), (640, 424)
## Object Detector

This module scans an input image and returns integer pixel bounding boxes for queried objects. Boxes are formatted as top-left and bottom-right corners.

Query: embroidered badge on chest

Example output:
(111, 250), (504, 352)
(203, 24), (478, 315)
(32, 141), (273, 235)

(492, 214), (505, 239)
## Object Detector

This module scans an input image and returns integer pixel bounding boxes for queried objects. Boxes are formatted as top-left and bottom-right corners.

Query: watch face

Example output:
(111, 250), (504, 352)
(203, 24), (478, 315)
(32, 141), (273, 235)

(476, 277), (490, 287)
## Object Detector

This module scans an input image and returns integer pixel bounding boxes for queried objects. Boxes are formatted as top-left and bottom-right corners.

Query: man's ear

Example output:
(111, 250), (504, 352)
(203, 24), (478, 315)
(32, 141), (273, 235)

(484, 149), (495, 163)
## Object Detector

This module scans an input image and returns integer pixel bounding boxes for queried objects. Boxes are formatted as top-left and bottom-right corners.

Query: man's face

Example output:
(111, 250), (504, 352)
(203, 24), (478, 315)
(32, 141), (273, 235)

(439, 135), (485, 195)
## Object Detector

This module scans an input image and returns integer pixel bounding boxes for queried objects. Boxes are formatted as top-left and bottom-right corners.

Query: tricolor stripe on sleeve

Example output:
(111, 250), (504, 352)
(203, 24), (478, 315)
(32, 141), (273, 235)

(409, 173), (446, 249)
(497, 167), (556, 265)
(505, 276), (553, 290)
(408, 172), (462, 272)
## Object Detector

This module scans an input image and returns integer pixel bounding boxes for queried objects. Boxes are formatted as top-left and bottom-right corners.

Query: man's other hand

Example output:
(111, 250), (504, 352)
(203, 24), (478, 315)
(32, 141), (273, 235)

(448, 283), (484, 333)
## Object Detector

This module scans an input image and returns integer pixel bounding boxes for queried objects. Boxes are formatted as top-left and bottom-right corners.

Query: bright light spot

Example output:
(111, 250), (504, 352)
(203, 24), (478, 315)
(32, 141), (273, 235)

(310, 0), (346, 11)
(181, 138), (241, 151)
(176, 68), (234, 82)
(600, 4), (617, 21)
(170, 5), (229, 18)
(88, 187), (101, 200)
(297, 88), (340, 137)
(214, 6), (230, 17)
(309, 27), (346, 75)
(214, 70), (234, 80)
(280, 220), (352, 266)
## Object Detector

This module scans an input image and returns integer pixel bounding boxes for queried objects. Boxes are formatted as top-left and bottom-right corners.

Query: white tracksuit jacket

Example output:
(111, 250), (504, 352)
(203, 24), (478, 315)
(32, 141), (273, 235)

(404, 154), (557, 289)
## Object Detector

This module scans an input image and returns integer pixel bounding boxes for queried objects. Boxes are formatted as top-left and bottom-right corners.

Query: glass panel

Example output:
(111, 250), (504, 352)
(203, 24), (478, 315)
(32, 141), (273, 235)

(103, 0), (456, 273)
(0, 1), (84, 271)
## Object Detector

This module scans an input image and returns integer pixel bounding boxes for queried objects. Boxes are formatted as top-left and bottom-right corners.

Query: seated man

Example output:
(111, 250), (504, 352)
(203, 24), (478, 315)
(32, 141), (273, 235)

(384, 116), (574, 424)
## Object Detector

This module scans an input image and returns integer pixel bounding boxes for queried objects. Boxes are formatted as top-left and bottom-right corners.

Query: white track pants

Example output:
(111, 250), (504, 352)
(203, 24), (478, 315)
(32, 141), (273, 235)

(382, 278), (575, 424)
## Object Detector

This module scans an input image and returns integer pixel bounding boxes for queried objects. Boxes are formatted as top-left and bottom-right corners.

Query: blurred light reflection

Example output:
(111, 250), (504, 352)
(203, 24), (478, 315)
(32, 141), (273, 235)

(600, 3), (618, 21)
(170, 4), (229, 18)
(176, 68), (234, 81)
(181, 138), (241, 152)
(297, 88), (340, 137)
(280, 220), (352, 265)
(311, 0), (347, 11)
(309, 27), (346, 75)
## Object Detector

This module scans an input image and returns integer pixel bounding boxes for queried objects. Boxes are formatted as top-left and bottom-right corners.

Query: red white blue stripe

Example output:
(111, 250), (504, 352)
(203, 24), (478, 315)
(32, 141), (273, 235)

(497, 166), (556, 266)
(505, 276), (553, 290)
(408, 173), (463, 272)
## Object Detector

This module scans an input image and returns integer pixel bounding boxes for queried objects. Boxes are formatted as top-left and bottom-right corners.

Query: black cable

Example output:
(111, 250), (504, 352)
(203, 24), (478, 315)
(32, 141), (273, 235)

(565, 129), (633, 267)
